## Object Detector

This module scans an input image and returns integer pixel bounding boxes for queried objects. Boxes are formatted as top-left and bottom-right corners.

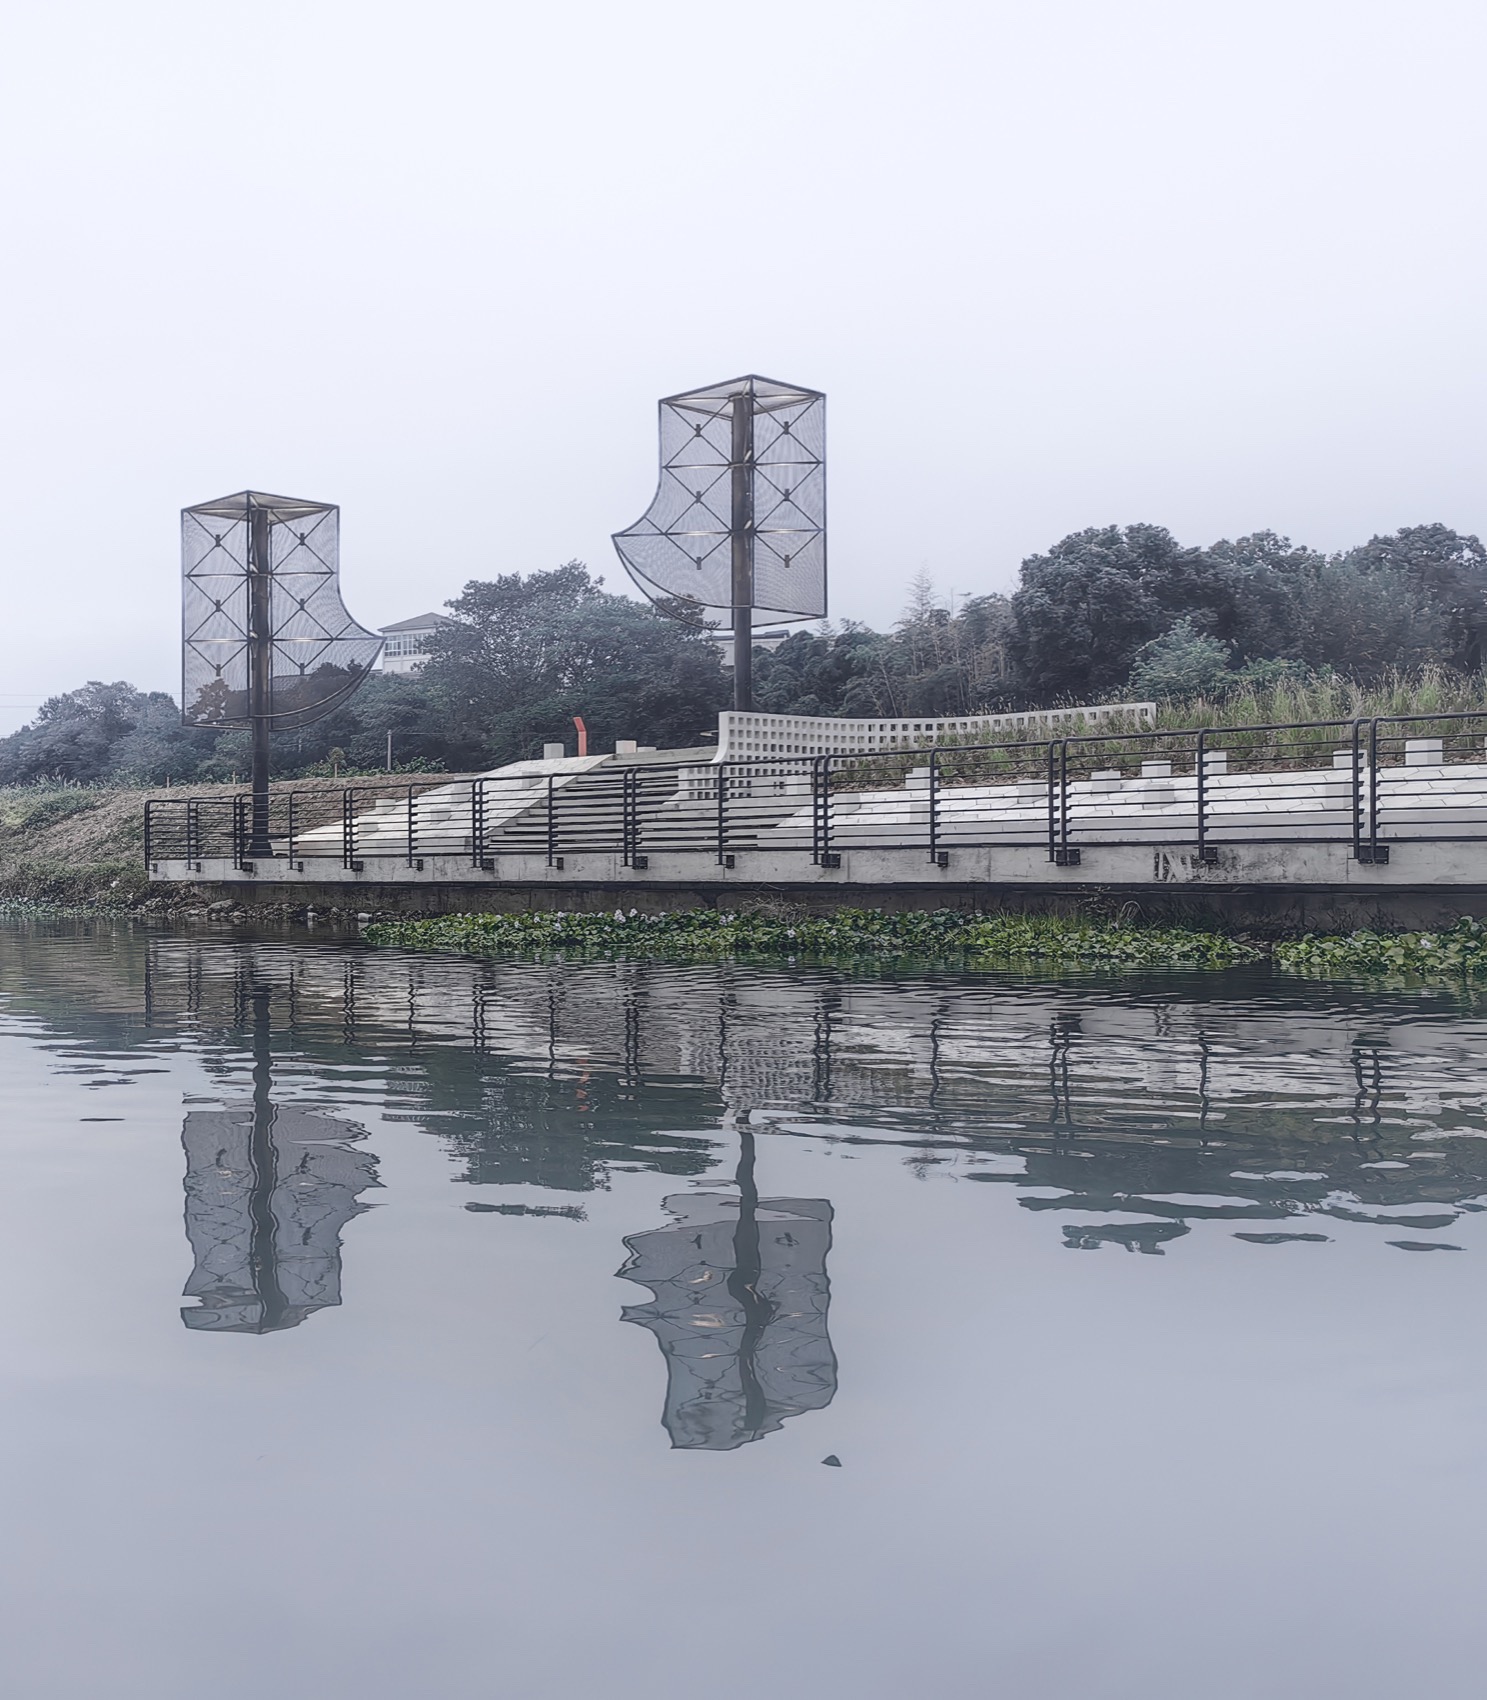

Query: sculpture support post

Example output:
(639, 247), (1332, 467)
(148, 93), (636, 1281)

(246, 989), (288, 1329)
(730, 391), (754, 713)
(247, 504), (274, 856)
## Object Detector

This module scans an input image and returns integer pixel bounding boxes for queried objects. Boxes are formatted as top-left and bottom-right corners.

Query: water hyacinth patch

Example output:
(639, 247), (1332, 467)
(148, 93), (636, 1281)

(1273, 916), (1487, 976)
(364, 907), (1264, 968)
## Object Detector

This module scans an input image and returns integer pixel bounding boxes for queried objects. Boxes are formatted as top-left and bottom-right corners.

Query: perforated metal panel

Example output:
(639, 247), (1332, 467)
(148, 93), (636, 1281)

(613, 374), (826, 626)
(181, 490), (383, 728)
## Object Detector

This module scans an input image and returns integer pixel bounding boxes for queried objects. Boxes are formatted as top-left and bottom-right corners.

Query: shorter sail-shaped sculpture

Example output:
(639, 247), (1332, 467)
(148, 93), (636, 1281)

(181, 490), (383, 728)
(613, 374), (826, 630)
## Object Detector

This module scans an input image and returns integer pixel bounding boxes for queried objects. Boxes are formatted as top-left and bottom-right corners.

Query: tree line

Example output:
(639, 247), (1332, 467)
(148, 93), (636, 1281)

(5, 523), (1485, 786)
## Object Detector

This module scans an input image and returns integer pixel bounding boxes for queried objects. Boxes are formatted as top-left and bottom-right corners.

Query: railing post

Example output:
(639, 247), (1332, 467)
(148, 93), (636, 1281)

(716, 761), (729, 865)
(1351, 720), (1364, 860)
(342, 788), (354, 869)
(1368, 718), (1382, 860)
(819, 754), (834, 864)
(287, 792), (296, 863)
(1047, 740), (1074, 863)
(406, 785), (416, 868)
(1196, 728), (1207, 860)
(546, 774), (556, 867)
(471, 779), (484, 868)
(1046, 741), (1058, 862)
(926, 748), (939, 862)
(144, 800), (154, 864)
(622, 766), (638, 867)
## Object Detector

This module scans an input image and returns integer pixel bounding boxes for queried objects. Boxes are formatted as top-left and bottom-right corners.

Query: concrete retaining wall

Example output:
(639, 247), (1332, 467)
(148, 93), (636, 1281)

(163, 839), (1487, 932)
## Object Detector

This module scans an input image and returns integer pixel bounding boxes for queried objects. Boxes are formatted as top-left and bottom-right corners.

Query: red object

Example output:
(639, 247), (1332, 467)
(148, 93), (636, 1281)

(572, 716), (588, 757)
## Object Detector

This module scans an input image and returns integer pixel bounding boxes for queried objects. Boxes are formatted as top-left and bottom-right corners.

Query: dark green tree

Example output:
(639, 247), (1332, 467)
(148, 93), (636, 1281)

(1008, 525), (1216, 699)
(0, 682), (214, 784)
(420, 561), (729, 764)
(1340, 524), (1487, 672)
(1127, 617), (1236, 699)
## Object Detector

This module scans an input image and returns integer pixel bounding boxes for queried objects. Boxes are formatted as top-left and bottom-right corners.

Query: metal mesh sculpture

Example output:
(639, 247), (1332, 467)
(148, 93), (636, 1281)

(182, 490), (382, 853)
(613, 374), (825, 710)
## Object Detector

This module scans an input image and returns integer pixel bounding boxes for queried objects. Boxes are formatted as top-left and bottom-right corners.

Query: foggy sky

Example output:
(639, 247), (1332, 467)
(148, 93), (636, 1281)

(1, 0), (1483, 732)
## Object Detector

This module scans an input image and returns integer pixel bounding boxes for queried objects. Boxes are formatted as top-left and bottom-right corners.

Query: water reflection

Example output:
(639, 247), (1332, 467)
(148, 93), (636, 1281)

(180, 991), (379, 1333)
(618, 1131), (836, 1450)
(6, 939), (1487, 1683)
(3, 922), (1487, 1295)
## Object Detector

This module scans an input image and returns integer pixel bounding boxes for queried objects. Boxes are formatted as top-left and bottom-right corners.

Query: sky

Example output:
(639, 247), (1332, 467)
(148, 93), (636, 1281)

(1, 0), (1484, 732)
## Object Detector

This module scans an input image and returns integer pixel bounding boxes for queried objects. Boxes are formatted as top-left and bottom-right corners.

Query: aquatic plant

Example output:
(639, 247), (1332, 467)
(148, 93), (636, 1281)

(1274, 916), (1487, 977)
(365, 907), (1263, 968)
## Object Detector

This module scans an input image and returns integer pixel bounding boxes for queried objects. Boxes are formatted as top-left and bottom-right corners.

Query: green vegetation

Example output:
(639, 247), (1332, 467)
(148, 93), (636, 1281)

(9, 520), (1487, 784)
(1274, 917), (1487, 976)
(0, 781), (172, 911)
(1148, 664), (1487, 735)
(365, 907), (1264, 967)
(0, 782), (107, 833)
(368, 907), (1487, 982)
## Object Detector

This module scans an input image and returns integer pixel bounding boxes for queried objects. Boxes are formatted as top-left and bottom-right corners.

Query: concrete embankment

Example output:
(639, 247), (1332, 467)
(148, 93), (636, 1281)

(16, 780), (1487, 936)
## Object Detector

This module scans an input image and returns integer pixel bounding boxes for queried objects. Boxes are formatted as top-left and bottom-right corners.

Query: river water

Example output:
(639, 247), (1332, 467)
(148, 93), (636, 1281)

(0, 918), (1484, 1699)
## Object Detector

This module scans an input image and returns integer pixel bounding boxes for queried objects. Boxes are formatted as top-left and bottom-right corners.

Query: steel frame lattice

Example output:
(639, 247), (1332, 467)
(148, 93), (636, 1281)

(612, 373), (826, 627)
(181, 489), (383, 729)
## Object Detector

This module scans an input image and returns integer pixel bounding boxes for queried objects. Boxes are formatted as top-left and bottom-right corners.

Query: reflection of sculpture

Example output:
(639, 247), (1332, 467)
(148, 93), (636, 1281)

(181, 1104), (378, 1332)
(618, 1134), (836, 1450)
(180, 990), (378, 1333)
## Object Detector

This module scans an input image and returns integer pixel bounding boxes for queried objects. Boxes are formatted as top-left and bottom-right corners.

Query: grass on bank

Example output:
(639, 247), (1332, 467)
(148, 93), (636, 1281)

(1148, 664), (1487, 734)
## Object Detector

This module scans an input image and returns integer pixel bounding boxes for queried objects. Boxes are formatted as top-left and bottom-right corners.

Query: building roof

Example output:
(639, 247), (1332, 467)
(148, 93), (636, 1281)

(378, 612), (453, 634)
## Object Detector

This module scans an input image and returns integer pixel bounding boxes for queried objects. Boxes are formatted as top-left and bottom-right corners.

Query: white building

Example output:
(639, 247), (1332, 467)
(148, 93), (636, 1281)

(703, 627), (792, 666)
(376, 612), (452, 675)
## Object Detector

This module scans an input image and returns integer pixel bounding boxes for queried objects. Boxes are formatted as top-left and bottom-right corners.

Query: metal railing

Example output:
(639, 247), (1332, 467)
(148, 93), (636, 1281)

(142, 711), (1487, 874)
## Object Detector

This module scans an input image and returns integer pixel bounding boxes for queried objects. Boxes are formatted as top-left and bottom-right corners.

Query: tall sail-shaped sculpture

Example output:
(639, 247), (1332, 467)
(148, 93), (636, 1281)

(613, 374), (825, 711)
(182, 490), (383, 854)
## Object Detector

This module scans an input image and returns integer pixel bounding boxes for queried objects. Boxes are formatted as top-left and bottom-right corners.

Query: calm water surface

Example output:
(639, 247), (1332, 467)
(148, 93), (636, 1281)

(1, 918), (1485, 1699)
